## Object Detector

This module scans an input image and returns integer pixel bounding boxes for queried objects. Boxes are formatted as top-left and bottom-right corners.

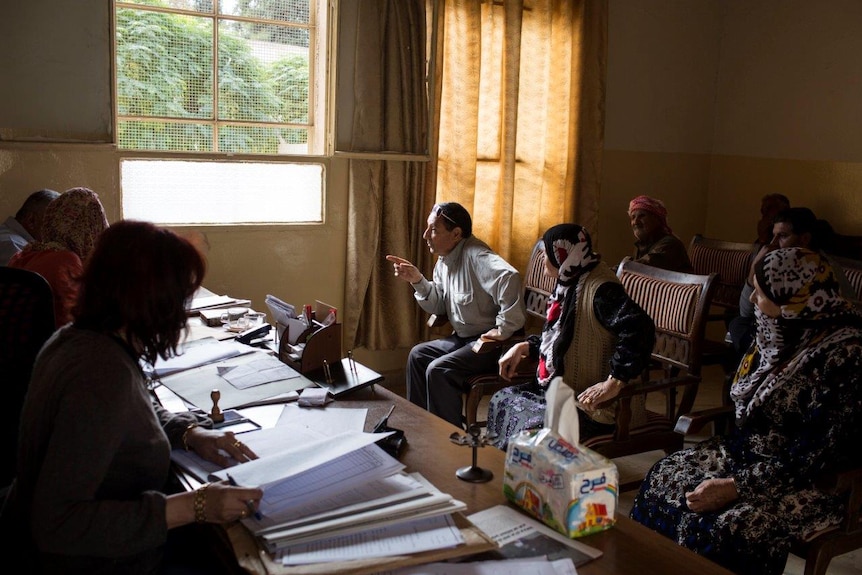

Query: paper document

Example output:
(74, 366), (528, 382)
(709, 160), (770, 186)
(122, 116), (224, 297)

(150, 338), (252, 377)
(189, 294), (251, 312)
(279, 513), (464, 565)
(159, 351), (313, 410)
(171, 423), (328, 483)
(466, 505), (601, 566)
(210, 431), (403, 516)
(217, 355), (301, 389)
(384, 558), (577, 575)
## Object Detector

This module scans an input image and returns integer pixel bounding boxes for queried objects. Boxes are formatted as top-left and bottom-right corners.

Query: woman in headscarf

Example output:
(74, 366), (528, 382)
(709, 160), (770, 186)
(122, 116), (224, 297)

(627, 194), (693, 272)
(630, 248), (862, 575)
(486, 224), (655, 450)
(9, 187), (109, 327)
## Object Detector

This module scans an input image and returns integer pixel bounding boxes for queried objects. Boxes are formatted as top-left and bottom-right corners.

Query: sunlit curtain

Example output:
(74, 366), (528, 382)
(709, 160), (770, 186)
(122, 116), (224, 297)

(429, 0), (607, 271)
(344, 0), (432, 350)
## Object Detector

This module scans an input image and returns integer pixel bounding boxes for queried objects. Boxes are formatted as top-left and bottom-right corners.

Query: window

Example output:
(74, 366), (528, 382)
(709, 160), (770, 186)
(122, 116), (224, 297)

(114, 0), (329, 224)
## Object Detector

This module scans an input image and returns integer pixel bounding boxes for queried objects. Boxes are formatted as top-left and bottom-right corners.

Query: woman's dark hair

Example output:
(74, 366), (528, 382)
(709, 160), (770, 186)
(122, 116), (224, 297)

(74, 220), (206, 366)
(433, 202), (472, 238)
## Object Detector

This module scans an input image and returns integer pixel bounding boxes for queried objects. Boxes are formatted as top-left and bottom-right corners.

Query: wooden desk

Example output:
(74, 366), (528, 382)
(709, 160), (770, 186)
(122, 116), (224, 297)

(327, 385), (734, 575)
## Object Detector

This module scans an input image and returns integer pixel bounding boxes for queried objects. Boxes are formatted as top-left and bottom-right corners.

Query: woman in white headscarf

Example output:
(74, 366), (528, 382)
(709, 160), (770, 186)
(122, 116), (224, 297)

(631, 248), (862, 575)
(486, 223), (655, 450)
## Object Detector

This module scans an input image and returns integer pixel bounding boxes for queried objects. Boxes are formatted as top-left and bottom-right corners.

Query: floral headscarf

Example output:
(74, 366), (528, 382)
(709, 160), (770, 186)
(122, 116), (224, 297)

(26, 187), (108, 262)
(537, 224), (600, 386)
(731, 248), (861, 424)
(628, 195), (673, 234)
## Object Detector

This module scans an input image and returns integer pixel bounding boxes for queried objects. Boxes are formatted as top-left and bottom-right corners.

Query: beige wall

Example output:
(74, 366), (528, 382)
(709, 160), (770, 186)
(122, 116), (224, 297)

(602, 0), (862, 267)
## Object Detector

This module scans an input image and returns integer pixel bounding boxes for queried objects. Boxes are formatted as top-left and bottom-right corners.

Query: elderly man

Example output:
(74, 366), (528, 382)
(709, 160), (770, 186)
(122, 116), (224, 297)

(0, 189), (60, 265)
(386, 202), (526, 428)
(628, 195), (693, 273)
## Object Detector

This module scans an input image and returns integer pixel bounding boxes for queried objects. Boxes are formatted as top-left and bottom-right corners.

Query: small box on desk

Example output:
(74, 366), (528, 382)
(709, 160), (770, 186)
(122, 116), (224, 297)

(503, 427), (618, 539)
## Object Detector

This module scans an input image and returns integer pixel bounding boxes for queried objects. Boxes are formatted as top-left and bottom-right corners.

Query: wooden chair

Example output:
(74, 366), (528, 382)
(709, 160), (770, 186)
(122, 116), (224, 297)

(828, 254), (862, 306)
(0, 267), (55, 491)
(687, 234), (758, 378)
(687, 234), (756, 319)
(579, 259), (717, 487)
(462, 239), (555, 428)
(675, 406), (862, 575)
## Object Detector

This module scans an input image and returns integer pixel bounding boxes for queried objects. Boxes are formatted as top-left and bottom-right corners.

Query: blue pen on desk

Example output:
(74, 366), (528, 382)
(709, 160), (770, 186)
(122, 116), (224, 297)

(226, 473), (262, 520)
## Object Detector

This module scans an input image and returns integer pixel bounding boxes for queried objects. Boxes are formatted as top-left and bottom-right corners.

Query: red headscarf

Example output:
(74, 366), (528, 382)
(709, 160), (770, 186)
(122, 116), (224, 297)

(628, 195), (672, 234)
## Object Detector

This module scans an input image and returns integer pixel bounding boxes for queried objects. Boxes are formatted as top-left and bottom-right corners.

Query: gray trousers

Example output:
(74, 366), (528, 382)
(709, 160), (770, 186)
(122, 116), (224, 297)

(405, 334), (502, 428)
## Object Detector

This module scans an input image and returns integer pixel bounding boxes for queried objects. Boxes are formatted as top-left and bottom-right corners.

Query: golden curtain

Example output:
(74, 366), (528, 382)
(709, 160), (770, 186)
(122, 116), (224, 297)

(429, 0), (607, 272)
(344, 1), (432, 351)
(344, 0), (607, 351)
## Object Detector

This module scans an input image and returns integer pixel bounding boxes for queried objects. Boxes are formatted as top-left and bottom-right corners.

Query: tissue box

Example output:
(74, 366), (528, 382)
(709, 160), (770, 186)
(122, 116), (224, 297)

(503, 428), (618, 538)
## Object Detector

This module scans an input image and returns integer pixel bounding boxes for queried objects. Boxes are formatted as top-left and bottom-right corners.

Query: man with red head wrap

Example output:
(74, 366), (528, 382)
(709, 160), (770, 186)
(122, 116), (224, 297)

(627, 195), (693, 272)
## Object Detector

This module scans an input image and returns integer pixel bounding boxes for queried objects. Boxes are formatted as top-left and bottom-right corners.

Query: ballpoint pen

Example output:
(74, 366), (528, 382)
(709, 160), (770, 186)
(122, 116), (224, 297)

(226, 472), (262, 520)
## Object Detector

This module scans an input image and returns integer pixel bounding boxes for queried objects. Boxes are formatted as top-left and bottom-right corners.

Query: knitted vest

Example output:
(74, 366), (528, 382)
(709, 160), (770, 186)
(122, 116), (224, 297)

(562, 263), (647, 426)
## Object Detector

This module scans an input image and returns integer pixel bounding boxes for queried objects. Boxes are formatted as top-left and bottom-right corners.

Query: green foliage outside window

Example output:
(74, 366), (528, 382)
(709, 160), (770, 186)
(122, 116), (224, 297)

(116, 0), (311, 153)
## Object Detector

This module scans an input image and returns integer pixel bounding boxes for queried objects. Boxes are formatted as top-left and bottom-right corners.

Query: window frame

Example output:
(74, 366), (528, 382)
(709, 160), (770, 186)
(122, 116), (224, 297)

(111, 0), (334, 227)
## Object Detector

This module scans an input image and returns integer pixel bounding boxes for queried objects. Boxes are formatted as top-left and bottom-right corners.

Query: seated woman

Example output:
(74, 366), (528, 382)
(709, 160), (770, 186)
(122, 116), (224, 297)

(630, 247), (862, 575)
(8, 187), (109, 327)
(3, 220), (264, 574)
(628, 195), (693, 272)
(486, 223), (655, 450)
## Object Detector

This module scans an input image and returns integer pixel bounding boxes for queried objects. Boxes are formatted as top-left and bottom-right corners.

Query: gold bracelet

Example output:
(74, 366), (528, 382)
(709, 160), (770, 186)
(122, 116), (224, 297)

(193, 483), (210, 523)
(182, 422), (199, 452)
(608, 375), (625, 387)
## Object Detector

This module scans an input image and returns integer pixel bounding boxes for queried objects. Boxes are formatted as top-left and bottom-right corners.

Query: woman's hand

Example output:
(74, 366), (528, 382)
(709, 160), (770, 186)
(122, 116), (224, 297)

(576, 375), (624, 410)
(184, 427), (258, 467)
(685, 478), (739, 513)
(498, 341), (530, 381)
(166, 482), (264, 528)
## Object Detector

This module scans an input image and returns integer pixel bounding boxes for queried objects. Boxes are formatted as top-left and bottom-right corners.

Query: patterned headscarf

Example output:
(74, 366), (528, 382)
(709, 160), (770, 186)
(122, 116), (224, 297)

(628, 195), (672, 234)
(731, 248), (861, 424)
(537, 224), (600, 386)
(25, 187), (108, 262)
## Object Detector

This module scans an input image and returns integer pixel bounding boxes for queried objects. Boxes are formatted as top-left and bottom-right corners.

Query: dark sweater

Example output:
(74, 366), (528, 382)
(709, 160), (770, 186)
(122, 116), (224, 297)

(7, 326), (199, 574)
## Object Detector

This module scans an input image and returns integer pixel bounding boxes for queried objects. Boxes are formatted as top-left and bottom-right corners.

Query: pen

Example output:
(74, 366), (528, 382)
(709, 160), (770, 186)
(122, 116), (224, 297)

(226, 473), (262, 520)
(347, 349), (357, 374)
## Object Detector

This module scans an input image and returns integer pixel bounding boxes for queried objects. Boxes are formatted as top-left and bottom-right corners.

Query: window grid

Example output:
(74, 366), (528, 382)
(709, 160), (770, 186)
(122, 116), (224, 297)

(115, 0), (315, 155)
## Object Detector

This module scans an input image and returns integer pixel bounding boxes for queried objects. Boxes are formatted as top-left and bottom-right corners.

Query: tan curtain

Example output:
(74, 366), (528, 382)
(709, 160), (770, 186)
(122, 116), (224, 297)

(344, 1), (432, 350)
(429, 0), (607, 271)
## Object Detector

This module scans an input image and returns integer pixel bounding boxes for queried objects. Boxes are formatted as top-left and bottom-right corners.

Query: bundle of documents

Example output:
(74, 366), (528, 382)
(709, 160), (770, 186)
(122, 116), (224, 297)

(188, 286), (251, 313)
(207, 430), (467, 560)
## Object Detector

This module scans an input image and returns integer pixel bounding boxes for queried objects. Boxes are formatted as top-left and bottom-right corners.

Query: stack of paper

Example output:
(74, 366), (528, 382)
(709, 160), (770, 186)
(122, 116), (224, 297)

(208, 430), (467, 559)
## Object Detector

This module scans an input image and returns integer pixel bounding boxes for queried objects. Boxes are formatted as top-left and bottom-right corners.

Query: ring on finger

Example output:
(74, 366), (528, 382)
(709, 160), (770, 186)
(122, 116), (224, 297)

(233, 440), (243, 449)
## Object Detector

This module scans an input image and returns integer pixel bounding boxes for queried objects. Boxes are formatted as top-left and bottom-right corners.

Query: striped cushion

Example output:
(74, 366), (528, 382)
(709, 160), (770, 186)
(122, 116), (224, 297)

(844, 266), (862, 301)
(689, 243), (751, 308)
(620, 273), (701, 336)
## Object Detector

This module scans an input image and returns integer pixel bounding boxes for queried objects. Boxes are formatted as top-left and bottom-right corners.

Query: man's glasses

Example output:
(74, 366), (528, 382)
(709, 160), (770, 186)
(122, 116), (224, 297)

(434, 206), (459, 228)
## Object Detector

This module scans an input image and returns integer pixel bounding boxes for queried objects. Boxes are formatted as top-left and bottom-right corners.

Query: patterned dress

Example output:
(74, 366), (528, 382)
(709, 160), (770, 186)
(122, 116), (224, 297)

(630, 248), (862, 575)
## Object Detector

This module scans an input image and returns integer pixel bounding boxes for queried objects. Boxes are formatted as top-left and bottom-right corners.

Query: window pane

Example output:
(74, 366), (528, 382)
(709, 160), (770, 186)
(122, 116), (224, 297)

(119, 121), (214, 152)
(218, 20), (309, 124)
(219, 0), (311, 27)
(218, 124), (307, 154)
(121, 0), (213, 14)
(116, 8), (213, 120)
(121, 159), (323, 224)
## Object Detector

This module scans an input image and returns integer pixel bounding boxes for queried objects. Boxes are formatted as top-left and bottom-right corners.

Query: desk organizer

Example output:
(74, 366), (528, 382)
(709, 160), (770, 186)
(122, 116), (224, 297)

(278, 320), (342, 375)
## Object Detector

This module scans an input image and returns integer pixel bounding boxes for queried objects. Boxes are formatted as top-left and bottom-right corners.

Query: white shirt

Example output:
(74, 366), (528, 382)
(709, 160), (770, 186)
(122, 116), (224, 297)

(411, 236), (526, 339)
(0, 216), (33, 265)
